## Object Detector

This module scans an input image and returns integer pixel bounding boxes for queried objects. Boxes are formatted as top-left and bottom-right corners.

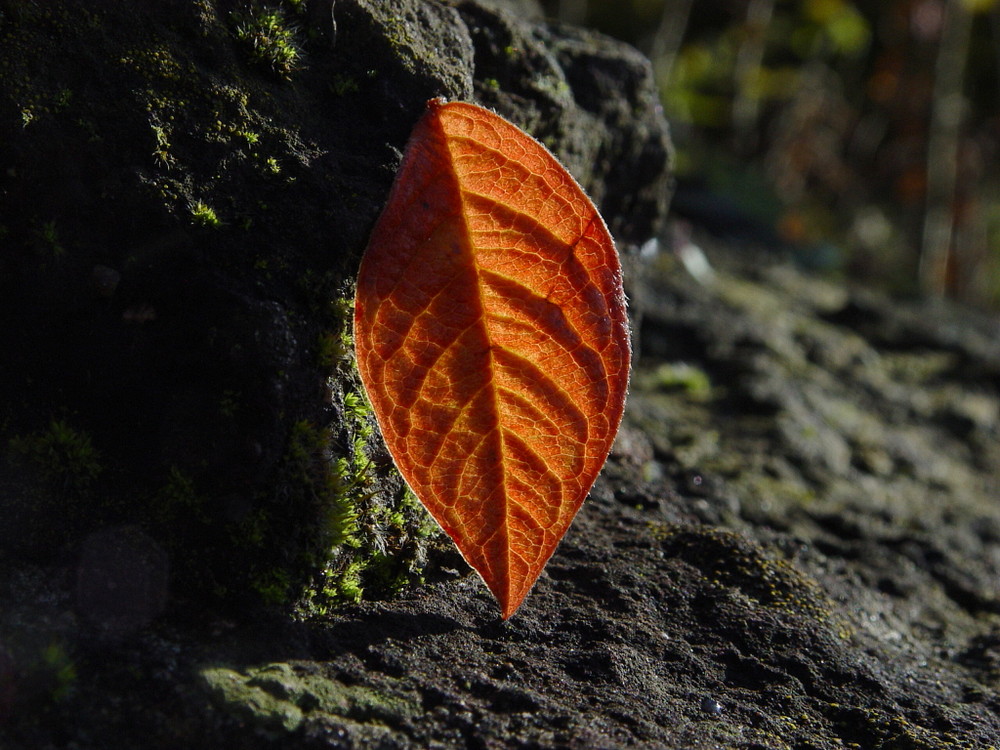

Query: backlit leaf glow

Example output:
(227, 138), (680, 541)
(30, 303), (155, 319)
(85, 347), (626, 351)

(355, 99), (630, 618)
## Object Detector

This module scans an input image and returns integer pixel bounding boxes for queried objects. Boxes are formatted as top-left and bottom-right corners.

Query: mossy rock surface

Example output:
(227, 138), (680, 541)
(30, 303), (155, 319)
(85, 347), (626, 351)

(0, 0), (671, 612)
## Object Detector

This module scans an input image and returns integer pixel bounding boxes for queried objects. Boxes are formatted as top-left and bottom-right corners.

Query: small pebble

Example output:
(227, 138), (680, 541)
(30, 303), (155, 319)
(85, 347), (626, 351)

(700, 696), (723, 715)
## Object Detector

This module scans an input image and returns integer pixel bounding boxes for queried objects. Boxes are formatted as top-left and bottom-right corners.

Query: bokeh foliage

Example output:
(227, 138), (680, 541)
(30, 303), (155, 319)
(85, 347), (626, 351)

(542, 0), (1000, 308)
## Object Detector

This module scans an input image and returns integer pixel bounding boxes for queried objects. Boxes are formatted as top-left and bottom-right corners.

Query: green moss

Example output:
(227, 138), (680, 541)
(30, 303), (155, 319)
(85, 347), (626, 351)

(0, 1), (438, 614)
(190, 200), (221, 227)
(316, 331), (344, 369)
(279, 295), (439, 617)
(231, 5), (303, 79)
(642, 361), (712, 400)
(252, 566), (294, 606)
(325, 558), (366, 604)
(3, 639), (80, 708)
(40, 642), (77, 702)
(153, 466), (209, 526)
(150, 121), (173, 166)
(112, 27), (305, 226)
(53, 87), (71, 110)
(237, 128), (259, 146)
(10, 419), (102, 493)
(33, 220), (64, 257)
(218, 389), (240, 418)
(381, 16), (414, 56)
(277, 415), (369, 614)
(288, 419), (362, 548)
(329, 73), (359, 96)
(327, 459), (365, 546)
(315, 299), (355, 369)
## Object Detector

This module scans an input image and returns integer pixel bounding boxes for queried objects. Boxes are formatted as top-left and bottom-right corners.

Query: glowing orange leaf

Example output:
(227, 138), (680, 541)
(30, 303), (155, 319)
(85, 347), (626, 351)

(354, 99), (630, 618)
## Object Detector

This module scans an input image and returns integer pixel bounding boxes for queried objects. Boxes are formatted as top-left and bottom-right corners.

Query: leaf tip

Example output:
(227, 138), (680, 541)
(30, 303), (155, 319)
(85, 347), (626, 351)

(498, 598), (521, 621)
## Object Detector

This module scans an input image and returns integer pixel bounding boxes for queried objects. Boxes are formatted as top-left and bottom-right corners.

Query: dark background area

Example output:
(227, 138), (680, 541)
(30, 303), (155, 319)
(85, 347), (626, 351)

(541, 0), (1000, 310)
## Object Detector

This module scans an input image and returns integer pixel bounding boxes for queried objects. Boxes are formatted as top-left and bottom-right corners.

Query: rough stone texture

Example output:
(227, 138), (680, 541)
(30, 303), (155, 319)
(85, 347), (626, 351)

(3, 1), (1000, 749)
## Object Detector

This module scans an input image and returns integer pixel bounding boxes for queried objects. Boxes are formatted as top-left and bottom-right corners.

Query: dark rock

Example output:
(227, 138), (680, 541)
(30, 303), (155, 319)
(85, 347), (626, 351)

(75, 525), (169, 638)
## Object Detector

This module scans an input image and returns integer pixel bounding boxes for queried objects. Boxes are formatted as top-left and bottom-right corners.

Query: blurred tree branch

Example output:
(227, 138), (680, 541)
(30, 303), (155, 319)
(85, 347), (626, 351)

(732, 0), (776, 155)
(649, 0), (692, 85)
(920, 0), (973, 296)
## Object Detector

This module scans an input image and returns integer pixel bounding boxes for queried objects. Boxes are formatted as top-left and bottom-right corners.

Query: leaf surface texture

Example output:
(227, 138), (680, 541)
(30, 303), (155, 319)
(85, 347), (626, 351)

(355, 99), (630, 618)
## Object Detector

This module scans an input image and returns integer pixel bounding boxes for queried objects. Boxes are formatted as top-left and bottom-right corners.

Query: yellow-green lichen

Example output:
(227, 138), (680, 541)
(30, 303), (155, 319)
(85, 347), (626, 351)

(200, 661), (419, 736)
(652, 526), (842, 628)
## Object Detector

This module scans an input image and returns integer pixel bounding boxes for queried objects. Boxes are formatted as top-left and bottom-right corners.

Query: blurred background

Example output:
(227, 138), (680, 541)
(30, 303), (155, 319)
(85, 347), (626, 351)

(539, 0), (1000, 310)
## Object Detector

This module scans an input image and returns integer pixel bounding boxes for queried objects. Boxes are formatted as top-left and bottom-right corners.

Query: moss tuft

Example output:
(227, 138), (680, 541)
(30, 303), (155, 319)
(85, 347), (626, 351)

(231, 5), (303, 79)
(190, 200), (221, 227)
(10, 419), (102, 494)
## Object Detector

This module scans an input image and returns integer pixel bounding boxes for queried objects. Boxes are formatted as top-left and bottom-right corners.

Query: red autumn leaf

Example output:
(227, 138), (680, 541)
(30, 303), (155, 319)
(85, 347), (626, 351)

(354, 98), (630, 619)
